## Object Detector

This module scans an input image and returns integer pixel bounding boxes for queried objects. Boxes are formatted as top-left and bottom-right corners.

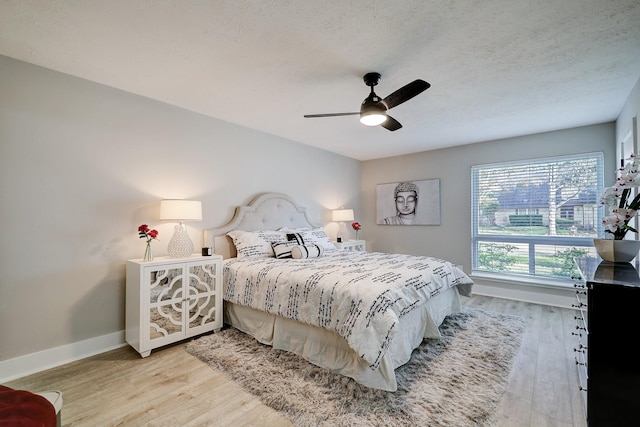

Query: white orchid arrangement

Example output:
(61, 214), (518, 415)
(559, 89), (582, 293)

(601, 154), (640, 239)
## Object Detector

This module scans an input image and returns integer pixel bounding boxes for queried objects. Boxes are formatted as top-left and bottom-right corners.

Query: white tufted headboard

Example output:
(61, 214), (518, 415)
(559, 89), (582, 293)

(203, 192), (319, 259)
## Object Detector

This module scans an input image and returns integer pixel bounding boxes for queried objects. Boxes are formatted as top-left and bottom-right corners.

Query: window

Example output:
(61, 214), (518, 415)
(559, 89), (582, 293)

(471, 152), (604, 281)
(560, 207), (574, 220)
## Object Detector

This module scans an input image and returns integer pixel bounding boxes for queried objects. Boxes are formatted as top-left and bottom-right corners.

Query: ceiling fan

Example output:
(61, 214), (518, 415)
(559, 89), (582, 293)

(304, 72), (430, 131)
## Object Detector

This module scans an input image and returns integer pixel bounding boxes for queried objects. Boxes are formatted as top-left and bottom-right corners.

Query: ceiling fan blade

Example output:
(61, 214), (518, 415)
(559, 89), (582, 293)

(382, 79), (430, 110)
(304, 112), (360, 118)
(381, 115), (402, 131)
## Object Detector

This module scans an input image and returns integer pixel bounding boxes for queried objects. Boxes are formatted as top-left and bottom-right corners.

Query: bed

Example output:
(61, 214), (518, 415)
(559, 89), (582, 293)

(204, 192), (473, 391)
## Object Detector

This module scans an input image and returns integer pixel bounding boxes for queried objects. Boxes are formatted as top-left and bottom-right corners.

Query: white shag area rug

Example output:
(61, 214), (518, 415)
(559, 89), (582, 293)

(185, 309), (526, 427)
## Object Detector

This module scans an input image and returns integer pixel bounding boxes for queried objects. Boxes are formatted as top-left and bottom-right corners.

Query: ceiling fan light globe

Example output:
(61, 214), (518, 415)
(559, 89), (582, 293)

(360, 113), (387, 126)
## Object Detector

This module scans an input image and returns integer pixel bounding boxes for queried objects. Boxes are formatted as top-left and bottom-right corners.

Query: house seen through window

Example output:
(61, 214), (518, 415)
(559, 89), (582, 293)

(471, 152), (604, 281)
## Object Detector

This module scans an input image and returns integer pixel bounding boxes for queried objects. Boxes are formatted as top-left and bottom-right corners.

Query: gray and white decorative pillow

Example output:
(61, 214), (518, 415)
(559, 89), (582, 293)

(286, 228), (336, 251)
(271, 241), (299, 259)
(278, 227), (310, 233)
(227, 230), (286, 258)
(291, 244), (324, 259)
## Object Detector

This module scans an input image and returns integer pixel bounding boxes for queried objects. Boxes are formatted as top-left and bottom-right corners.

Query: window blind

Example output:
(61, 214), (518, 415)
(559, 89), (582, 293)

(471, 152), (604, 280)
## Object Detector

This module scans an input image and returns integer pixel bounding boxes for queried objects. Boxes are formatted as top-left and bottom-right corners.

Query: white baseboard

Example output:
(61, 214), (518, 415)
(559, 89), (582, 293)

(0, 331), (126, 383)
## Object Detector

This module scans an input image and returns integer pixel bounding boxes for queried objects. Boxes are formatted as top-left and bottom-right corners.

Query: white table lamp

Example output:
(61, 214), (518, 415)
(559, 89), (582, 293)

(160, 200), (202, 258)
(332, 209), (354, 242)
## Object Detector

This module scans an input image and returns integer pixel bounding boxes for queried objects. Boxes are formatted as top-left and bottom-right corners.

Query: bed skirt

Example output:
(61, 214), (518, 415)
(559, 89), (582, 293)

(223, 287), (462, 391)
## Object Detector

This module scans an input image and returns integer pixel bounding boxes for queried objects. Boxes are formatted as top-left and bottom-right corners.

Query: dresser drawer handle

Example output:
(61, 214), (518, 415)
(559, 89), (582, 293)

(573, 344), (588, 353)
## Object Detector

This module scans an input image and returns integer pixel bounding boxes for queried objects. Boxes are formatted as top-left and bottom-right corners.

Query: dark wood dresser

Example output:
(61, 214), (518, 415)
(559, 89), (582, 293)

(573, 257), (640, 426)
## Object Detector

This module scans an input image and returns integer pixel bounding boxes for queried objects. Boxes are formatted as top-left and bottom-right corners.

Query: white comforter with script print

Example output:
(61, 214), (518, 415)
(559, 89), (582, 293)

(223, 251), (473, 368)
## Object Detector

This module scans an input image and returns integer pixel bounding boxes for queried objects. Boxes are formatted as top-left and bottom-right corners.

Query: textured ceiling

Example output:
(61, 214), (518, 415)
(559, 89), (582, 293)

(1, 1), (639, 160)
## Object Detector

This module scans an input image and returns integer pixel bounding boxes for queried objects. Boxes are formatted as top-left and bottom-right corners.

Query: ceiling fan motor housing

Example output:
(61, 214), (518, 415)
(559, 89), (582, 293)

(361, 93), (386, 114)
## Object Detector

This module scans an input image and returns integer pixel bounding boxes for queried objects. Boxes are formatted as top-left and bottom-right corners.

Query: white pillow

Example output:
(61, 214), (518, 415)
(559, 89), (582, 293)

(291, 244), (324, 259)
(278, 227), (310, 232)
(286, 228), (336, 251)
(272, 241), (298, 259)
(227, 230), (286, 258)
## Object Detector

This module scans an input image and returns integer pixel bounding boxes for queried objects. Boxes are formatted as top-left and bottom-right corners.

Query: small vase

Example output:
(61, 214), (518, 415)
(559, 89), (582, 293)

(593, 238), (640, 263)
(355, 231), (359, 240)
(143, 241), (153, 262)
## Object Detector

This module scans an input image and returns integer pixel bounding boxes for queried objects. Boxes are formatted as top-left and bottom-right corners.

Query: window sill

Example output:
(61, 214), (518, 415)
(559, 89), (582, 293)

(470, 271), (576, 290)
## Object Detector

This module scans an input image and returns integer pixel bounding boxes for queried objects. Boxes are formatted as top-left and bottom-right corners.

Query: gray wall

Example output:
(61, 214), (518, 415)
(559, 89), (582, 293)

(617, 75), (640, 150)
(0, 55), (361, 362)
(361, 123), (616, 280)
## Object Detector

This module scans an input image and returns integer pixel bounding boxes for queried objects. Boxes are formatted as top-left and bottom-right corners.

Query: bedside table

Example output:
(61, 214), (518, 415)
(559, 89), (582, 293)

(126, 255), (223, 357)
(334, 240), (366, 251)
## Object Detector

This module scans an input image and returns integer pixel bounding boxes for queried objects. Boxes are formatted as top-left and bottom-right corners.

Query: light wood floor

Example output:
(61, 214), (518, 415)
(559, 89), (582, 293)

(5, 295), (587, 427)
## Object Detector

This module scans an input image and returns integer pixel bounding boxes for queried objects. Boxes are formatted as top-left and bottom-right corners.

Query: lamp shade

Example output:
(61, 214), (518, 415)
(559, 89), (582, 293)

(159, 200), (202, 221)
(332, 209), (354, 222)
